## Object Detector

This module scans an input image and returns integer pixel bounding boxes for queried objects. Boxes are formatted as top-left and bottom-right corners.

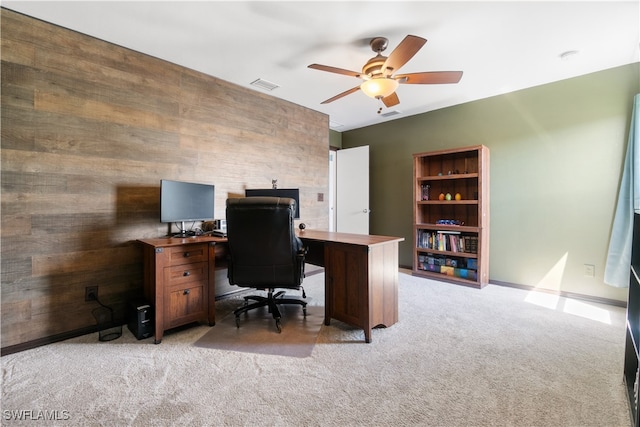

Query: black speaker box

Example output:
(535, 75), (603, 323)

(127, 298), (153, 340)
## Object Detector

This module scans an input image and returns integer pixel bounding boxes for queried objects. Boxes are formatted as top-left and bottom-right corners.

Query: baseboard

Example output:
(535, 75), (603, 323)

(305, 267), (324, 277)
(490, 279), (627, 308)
(1, 324), (105, 356)
(401, 265), (627, 308)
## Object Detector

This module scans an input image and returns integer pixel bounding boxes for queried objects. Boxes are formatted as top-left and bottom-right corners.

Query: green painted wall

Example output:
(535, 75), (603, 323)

(342, 63), (640, 301)
(329, 129), (342, 149)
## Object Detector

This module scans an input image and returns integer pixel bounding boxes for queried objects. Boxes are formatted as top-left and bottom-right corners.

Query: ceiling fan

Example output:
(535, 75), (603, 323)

(308, 35), (463, 108)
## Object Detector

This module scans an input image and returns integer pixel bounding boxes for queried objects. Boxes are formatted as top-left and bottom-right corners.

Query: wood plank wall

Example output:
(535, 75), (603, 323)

(1, 9), (330, 351)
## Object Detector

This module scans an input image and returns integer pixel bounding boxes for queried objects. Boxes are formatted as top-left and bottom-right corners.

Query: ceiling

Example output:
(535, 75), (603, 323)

(4, 1), (640, 132)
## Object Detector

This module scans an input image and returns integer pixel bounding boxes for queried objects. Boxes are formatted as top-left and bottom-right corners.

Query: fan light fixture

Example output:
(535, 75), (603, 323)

(308, 35), (463, 107)
(360, 78), (399, 99)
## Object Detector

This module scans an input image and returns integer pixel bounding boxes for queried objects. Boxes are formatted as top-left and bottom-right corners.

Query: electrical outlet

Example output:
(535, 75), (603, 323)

(584, 264), (595, 278)
(85, 286), (98, 301)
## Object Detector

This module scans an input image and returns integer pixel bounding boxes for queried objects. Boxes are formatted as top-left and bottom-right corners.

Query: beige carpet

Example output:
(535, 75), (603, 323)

(194, 300), (324, 358)
(0, 270), (631, 426)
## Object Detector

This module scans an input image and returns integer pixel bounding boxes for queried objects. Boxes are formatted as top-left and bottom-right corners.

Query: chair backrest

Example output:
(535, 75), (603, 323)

(226, 197), (304, 289)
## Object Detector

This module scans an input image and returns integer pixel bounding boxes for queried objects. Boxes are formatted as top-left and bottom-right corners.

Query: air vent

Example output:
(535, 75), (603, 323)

(250, 78), (280, 91)
(330, 121), (343, 128)
(380, 110), (402, 118)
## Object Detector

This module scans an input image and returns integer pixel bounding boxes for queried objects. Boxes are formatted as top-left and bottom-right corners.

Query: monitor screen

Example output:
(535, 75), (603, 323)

(160, 179), (215, 223)
(245, 188), (300, 219)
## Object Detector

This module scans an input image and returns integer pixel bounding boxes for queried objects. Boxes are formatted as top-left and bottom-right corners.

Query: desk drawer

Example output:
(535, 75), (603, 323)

(165, 244), (208, 266)
(165, 283), (206, 328)
(164, 262), (207, 287)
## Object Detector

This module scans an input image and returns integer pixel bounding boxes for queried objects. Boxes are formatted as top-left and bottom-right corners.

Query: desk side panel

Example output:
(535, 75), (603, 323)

(325, 242), (368, 329)
(369, 241), (399, 328)
(141, 245), (156, 301)
(207, 242), (217, 325)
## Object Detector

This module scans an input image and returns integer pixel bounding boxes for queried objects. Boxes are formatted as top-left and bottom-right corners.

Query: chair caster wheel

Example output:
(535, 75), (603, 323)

(275, 318), (282, 333)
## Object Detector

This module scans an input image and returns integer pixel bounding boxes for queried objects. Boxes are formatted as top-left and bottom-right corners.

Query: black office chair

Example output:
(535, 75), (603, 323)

(226, 196), (307, 332)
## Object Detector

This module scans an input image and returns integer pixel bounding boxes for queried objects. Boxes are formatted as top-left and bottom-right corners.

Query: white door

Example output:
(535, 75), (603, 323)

(329, 150), (337, 231)
(336, 146), (369, 234)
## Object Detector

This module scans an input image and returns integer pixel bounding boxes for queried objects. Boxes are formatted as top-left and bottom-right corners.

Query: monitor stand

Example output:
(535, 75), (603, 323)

(172, 221), (195, 238)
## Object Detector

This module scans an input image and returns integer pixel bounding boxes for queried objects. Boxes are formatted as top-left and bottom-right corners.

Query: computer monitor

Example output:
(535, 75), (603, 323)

(160, 179), (215, 236)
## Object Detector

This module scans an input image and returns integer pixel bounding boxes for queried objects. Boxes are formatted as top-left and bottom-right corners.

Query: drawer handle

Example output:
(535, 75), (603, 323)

(183, 289), (191, 295)
(183, 252), (190, 258)
(183, 271), (190, 277)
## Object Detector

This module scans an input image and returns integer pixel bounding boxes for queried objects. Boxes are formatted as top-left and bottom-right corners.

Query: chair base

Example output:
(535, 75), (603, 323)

(233, 289), (307, 332)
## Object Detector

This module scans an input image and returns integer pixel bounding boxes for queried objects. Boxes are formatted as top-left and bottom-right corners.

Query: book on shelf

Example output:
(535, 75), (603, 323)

(416, 259), (478, 281)
(416, 230), (478, 254)
(417, 254), (478, 280)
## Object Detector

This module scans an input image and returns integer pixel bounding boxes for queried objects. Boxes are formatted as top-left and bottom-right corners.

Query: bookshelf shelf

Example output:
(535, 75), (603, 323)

(416, 223), (479, 233)
(417, 200), (479, 205)
(412, 145), (490, 288)
(416, 248), (478, 259)
(417, 173), (479, 181)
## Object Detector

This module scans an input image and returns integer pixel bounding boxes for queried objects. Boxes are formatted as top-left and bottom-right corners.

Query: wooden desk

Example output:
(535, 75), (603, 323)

(139, 230), (404, 344)
(298, 230), (404, 343)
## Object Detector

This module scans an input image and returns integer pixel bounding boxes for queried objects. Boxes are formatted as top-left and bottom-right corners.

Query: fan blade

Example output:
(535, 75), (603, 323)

(308, 64), (361, 78)
(320, 86), (361, 104)
(382, 35), (427, 74)
(382, 92), (399, 108)
(396, 71), (463, 84)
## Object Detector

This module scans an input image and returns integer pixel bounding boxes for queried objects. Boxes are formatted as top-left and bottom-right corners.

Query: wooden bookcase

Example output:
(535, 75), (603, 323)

(412, 145), (490, 288)
(624, 212), (640, 426)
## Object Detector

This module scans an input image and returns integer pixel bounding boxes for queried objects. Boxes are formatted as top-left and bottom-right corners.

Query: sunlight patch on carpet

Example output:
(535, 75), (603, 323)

(562, 299), (612, 324)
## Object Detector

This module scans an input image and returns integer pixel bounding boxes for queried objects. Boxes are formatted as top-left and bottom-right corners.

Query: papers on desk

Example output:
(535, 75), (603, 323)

(212, 230), (227, 237)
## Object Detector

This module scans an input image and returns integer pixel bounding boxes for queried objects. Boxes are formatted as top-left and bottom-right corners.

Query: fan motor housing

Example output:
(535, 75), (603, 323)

(362, 55), (389, 78)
